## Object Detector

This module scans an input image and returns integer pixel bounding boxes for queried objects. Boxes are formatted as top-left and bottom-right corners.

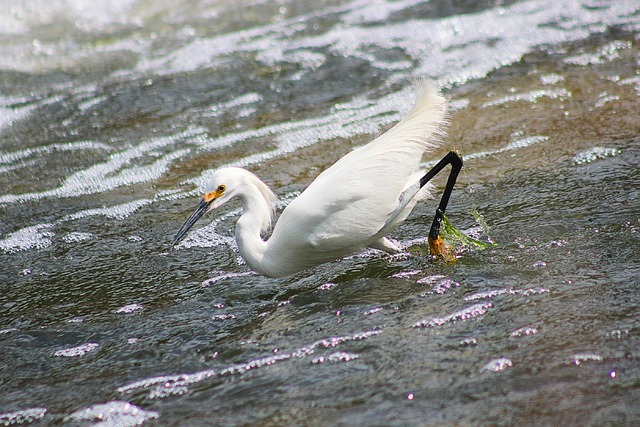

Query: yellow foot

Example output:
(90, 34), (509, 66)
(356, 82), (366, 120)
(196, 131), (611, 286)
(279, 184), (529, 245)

(428, 235), (457, 263)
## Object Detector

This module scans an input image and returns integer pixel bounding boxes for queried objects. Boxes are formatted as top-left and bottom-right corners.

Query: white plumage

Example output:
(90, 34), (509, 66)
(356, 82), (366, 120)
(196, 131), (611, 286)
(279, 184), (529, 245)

(174, 80), (449, 278)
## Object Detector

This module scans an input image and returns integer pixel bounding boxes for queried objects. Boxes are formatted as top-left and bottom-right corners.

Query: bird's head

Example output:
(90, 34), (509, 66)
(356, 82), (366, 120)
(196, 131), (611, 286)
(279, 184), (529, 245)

(172, 167), (275, 246)
(172, 168), (242, 246)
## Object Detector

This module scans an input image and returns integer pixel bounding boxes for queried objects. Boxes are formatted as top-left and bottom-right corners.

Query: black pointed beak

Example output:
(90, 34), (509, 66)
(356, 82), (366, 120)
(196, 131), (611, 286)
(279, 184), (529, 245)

(172, 198), (213, 246)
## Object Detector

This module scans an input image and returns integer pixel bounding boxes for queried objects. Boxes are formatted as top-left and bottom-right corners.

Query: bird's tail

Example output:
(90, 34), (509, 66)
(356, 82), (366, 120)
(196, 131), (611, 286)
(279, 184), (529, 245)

(384, 78), (448, 154)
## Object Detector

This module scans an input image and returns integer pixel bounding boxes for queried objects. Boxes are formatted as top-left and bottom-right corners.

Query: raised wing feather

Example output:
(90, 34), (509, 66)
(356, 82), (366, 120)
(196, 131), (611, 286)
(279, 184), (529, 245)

(272, 81), (447, 253)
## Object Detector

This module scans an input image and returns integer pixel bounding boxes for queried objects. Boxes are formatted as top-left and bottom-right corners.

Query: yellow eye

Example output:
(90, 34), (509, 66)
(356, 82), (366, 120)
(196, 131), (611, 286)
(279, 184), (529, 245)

(217, 185), (226, 192)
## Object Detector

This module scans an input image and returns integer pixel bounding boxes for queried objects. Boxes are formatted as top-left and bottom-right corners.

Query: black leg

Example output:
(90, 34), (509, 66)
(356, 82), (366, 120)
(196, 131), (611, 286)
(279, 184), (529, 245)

(419, 151), (463, 245)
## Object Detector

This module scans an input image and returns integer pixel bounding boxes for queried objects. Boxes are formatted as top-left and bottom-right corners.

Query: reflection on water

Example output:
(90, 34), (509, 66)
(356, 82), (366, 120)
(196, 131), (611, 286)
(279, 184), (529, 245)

(1, 0), (639, 425)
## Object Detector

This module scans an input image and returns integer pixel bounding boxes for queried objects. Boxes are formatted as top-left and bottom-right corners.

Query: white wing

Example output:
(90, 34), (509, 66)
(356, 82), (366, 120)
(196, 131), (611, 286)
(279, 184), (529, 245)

(271, 81), (447, 254)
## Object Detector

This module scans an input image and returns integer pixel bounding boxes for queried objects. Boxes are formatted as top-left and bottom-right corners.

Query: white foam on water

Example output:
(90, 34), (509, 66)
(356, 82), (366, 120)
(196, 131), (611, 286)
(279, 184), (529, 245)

(117, 329), (381, 399)
(188, 87), (411, 189)
(573, 146), (620, 165)
(311, 351), (360, 364)
(53, 342), (99, 357)
(132, 1), (638, 86)
(0, 1), (636, 207)
(0, 407), (47, 426)
(570, 353), (603, 365)
(1, 198), (159, 253)
(1, 1), (638, 256)
(0, 141), (111, 167)
(0, 159), (39, 174)
(564, 40), (632, 66)
(0, 93), (65, 131)
(201, 271), (256, 287)
(419, 135), (550, 172)
(413, 302), (493, 328)
(2, 0), (139, 33)
(619, 75), (640, 95)
(510, 327), (538, 337)
(594, 93), (620, 108)
(202, 92), (264, 118)
(115, 303), (143, 314)
(481, 89), (571, 108)
(502, 136), (550, 151)
(540, 73), (565, 85)
(419, 277), (460, 295)
(464, 287), (549, 302)
(62, 232), (95, 243)
(0, 223), (54, 253)
(448, 98), (470, 112)
(482, 357), (513, 372)
(0, 128), (548, 255)
(0, 128), (202, 204)
(65, 401), (159, 427)
(155, 0), (635, 190)
(0, 0), (636, 144)
(341, 0), (427, 24)
(0, 2), (146, 75)
(63, 199), (154, 221)
(0, 104), (39, 131)
(450, 135), (550, 167)
(257, 48), (326, 69)
(77, 94), (109, 112)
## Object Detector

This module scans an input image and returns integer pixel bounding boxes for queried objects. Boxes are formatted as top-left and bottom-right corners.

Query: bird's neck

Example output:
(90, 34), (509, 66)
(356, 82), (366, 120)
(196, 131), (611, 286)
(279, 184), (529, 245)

(235, 186), (272, 275)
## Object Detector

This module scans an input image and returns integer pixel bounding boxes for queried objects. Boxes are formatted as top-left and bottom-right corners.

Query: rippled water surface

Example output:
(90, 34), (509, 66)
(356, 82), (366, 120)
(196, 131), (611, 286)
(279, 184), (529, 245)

(1, 0), (639, 425)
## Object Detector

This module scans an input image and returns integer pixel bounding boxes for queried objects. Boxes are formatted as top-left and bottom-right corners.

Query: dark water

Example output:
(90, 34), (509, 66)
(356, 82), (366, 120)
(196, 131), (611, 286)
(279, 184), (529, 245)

(1, 0), (639, 425)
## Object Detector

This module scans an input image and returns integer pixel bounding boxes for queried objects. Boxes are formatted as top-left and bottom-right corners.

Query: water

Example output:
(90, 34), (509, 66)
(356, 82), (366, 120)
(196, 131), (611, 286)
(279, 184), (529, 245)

(1, 0), (639, 425)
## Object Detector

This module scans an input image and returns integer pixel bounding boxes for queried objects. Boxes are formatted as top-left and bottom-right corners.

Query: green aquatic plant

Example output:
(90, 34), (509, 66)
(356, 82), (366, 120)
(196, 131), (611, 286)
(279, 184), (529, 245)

(429, 212), (495, 262)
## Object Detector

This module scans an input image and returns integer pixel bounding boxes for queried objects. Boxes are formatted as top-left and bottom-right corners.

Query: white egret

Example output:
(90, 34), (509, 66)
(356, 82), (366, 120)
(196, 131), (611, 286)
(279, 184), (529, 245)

(173, 80), (463, 278)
